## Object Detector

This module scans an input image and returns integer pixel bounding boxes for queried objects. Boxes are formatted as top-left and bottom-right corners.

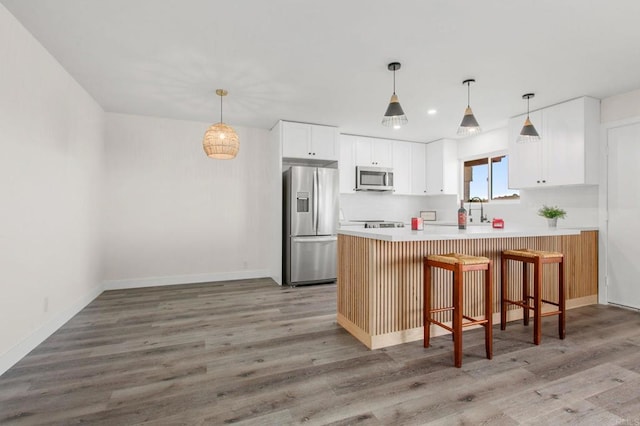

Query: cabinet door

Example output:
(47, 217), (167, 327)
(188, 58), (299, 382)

(311, 125), (338, 161)
(339, 135), (356, 193)
(425, 142), (444, 195)
(410, 143), (427, 194)
(282, 122), (311, 158)
(354, 138), (373, 166)
(507, 111), (543, 188)
(392, 141), (411, 194)
(355, 138), (393, 167)
(543, 99), (584, 186)
(426, 139), (458, 195)
(440, 139), (459, 194)
(372, 140), (393, 168)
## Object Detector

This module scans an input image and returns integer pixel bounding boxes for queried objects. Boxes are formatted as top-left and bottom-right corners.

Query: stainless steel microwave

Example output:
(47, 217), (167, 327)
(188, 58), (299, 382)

(355, 166), (394, 191)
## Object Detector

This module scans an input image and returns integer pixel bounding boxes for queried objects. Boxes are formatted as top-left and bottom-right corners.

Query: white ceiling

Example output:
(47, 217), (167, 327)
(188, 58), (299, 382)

(3, 0), (640, 142)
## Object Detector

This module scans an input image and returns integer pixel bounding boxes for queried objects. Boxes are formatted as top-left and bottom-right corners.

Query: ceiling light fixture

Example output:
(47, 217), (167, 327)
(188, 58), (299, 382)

(457, 79), (481, 136)
(202, 89), (239, 159)
(381, 62), (407, 129)
(517, 93), (541, 142)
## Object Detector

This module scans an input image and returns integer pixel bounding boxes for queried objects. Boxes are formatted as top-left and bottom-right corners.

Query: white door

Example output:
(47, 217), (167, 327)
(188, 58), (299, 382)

(607, 123), (640, 309)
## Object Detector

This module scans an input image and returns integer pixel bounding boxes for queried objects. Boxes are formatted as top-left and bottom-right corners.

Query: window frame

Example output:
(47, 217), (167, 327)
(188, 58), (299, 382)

(461, 150), (520, 203)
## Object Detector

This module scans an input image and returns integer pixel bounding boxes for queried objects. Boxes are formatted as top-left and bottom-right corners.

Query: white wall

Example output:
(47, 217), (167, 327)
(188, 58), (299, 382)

(103, 113), (280, 289)
(0, 4), (104, 375)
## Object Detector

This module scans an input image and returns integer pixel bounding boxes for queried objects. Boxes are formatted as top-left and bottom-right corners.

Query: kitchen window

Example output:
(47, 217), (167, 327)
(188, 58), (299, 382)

(463, 154), (519, 201)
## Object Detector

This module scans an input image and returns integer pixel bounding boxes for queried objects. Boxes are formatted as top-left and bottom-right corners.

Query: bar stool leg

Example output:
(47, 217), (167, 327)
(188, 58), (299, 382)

(423, 260), (431, 348)
(485, 261), (493, 360)
(500, 257), (507, 330)
(453, 264), (463, 368)
(533, 257), (542, 345)
(522, 262), (529, 326)
(559, 259), (566, 339)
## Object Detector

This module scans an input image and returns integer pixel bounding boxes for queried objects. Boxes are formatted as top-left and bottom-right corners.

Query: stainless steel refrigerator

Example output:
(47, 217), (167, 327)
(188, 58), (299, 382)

(283, 166), (339, 286)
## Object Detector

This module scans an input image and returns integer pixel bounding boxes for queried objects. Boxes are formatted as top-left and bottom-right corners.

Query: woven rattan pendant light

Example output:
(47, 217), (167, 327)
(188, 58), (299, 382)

(202, 89), (239, 159)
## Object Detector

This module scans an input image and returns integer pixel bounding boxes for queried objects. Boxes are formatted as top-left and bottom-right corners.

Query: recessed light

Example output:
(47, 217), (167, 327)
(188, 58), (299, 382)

(427, 109), (437, 115)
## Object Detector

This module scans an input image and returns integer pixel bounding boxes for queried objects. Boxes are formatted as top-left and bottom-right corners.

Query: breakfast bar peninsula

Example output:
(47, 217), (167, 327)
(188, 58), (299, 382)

(337, 225), (598, 349)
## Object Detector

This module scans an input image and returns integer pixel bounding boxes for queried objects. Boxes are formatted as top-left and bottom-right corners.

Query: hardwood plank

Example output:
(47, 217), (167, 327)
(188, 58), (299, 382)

(1, 278), (639, 425)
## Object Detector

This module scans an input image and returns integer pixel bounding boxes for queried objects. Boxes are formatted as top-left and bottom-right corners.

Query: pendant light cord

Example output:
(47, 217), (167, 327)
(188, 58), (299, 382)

(393, 69), (396, 94)
(220, 93), (223, 122)
(467, 81), (471, 107)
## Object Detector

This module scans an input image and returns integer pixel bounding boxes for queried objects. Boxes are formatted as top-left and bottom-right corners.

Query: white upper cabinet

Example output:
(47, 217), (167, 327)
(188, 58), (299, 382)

(339, 135), (356, 193)
(425, 139), (458, 195)
(508, 97), (600, 188)
(355, 137), (393, 168)
(392, 141), (412, 195)
(508, 110), (544, 188)
(410, 142), (427, 195)
(281, 121), (338, 161)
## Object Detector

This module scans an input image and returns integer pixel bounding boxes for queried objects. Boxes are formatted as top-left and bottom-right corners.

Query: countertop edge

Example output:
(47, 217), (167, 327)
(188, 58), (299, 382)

(337, 227), (590, 241)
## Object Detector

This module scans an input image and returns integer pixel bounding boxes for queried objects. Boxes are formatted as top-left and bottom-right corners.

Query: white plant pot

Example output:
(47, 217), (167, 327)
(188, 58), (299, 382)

(547, 217), (558, 228)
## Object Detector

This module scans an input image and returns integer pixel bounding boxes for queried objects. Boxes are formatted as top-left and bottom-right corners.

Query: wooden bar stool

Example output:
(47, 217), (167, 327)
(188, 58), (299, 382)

(501, 249), (565, 345)
(423, 253), (493, 368)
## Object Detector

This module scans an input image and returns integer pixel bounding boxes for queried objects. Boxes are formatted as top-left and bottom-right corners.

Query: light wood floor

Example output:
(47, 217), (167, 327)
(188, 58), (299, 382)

(1, 278), (640, 425)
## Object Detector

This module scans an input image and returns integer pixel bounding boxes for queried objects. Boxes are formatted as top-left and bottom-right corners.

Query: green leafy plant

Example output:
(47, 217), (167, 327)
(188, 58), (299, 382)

(537, 205), (567, 219)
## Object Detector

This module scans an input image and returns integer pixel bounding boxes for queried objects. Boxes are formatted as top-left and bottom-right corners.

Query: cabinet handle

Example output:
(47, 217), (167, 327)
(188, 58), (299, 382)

(542, 180), (546, 183)
(537, 180), (541, 183)
(308, 152), (312, 155)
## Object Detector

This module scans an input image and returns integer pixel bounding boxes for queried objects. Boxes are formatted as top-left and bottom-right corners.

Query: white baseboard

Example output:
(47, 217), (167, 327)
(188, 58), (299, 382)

(103, 269), (271, 290)
(0, 284), (104, 377)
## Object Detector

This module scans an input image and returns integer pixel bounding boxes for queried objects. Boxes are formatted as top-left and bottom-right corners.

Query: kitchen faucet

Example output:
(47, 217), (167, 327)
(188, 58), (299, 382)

(468, 197), (488, 223)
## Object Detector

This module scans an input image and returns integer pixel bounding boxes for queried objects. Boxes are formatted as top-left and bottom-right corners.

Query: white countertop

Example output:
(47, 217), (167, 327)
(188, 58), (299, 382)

(338, 224), (590, 242)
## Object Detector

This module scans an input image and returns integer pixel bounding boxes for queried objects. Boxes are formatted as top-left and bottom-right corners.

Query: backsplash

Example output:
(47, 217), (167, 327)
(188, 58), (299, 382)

(339, 192), (433, 223)
(339, 185), (599, 228)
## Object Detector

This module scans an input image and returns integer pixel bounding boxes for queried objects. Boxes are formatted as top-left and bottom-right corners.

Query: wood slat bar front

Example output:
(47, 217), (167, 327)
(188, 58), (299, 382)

(337, 231), (598, 349)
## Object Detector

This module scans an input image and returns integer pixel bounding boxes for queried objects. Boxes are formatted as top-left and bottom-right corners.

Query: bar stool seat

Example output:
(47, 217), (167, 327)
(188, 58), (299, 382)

(501, 249), (565, 345)
(424, 253), (493, 368)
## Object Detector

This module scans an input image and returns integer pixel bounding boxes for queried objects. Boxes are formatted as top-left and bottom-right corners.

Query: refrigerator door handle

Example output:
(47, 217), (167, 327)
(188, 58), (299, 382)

(314, 168), (319, 234)
(292, 236), (337, 243)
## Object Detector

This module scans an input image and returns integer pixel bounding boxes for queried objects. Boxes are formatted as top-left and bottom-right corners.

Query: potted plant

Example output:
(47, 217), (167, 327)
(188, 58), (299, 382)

(537, 205), (567, 227)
